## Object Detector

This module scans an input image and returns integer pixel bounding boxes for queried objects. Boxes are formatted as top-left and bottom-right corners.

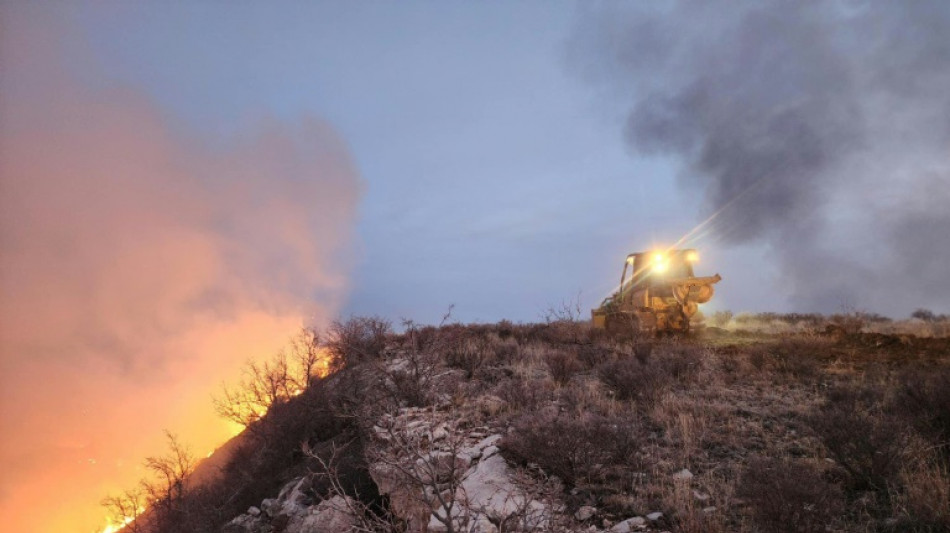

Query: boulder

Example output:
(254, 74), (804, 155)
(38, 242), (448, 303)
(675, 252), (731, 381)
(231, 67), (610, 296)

(610, 516), (646, 532)
(285, 496), (359, 533)
(575, 505), (597, 521)
(459, 455), (546, 529)
(672, 468), (694, 481)
(414, 451), (472, 484)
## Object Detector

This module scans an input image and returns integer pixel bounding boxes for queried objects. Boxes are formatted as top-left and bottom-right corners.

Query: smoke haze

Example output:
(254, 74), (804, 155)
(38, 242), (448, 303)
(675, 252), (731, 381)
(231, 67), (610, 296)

(573, 1), (950, 313)
(0, 6), (360, 532)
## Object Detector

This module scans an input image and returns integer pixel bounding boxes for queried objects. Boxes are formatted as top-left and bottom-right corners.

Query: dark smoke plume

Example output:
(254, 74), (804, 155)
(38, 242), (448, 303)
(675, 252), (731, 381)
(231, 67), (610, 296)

(574, 1), (950, 313)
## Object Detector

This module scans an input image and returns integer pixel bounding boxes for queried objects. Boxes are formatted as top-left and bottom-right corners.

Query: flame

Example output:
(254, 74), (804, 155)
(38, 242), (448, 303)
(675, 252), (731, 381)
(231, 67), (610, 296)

(99, 507), (144, 533)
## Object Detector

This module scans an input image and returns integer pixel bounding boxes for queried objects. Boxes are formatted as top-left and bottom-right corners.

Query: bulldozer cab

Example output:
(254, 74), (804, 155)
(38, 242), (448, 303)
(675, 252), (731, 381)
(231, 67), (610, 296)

(594, 248), (720, 335)
(621, 249), (698, 294)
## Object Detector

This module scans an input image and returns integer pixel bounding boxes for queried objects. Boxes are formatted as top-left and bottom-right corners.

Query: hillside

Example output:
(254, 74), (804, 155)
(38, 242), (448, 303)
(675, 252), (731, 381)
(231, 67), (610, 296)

(111, 315), (950, 533)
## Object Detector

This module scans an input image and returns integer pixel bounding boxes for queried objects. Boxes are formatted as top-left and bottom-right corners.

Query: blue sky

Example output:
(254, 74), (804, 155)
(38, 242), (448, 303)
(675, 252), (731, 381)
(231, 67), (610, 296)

(65, 2), (776, 323)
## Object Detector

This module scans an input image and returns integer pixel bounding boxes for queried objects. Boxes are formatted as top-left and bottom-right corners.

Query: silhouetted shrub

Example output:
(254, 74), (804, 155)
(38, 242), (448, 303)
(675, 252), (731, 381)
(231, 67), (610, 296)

(912, 308), (938, 322)
(324, 316), (392, 369)
(738, 457), (844, 533)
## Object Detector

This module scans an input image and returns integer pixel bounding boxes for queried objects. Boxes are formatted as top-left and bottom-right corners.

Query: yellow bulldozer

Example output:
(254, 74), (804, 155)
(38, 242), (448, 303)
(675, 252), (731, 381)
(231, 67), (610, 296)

(592, 248), (721, 336)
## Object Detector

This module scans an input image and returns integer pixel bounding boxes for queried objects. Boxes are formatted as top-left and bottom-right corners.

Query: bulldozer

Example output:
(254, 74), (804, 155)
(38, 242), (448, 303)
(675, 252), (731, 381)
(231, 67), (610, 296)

(592, 248), (721, 336)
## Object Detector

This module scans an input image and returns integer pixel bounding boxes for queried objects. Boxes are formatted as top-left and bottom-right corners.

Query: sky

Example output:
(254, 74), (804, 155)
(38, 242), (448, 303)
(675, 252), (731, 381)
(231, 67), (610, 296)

(63, 1), (779, 323)
(1, 2), (948, 532)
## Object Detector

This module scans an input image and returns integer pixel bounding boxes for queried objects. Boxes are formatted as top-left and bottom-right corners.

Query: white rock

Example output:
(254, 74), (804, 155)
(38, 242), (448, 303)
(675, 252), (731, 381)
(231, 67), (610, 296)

(692, 490), (710, 502)
(286, 496), (359, 533)
(575, 505), (597, 521)
(646, 511), (663, 521)
(432, 423), (449, 441)
(474, 434), (503, 450)
(702, 506), (717, 514)
(246, 506), (261, 517)
(459, 454), (546, 529)
(672, 468), (694, 481)
(414, 451), (471, 483)
(260, 498), (279, 517)
(610, 516), (646, 532)
(481, 445), (500, 458)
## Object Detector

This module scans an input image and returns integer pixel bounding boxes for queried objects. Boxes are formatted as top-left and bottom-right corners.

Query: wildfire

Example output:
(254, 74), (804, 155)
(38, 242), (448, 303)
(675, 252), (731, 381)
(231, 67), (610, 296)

(99, 507), (143, 533)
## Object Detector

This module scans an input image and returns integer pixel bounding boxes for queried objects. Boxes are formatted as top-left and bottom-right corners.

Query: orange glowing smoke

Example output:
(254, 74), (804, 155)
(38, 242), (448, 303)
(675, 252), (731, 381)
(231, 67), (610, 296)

(0, 6), (361, 533)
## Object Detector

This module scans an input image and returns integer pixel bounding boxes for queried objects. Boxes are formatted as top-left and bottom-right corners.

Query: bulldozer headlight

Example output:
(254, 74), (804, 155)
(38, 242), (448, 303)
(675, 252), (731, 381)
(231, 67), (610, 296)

(653, 262), (668, 273)
(686, 251), (699, 262)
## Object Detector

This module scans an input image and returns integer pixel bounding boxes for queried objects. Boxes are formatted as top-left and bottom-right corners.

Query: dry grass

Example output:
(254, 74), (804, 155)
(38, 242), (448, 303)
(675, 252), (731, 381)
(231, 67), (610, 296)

(120, 316), (950, 533)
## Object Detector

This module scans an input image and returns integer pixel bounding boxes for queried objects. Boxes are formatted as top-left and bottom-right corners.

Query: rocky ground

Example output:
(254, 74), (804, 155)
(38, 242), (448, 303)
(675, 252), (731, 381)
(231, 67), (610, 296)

(121, 317), (950, 533)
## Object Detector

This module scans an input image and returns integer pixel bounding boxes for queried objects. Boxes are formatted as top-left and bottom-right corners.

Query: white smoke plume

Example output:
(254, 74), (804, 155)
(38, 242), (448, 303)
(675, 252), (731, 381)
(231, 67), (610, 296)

(0, 6), (361, 532)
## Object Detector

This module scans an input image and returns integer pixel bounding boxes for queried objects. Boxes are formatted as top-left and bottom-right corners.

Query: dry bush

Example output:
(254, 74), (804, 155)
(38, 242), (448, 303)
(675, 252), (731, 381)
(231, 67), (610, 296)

(766, 337), (826, 382)
(738, 457), (843, 533)
(575, 342), (614, 369)
(493, 377), (554, 414)
(894, 366), (950, 459)
(545, 348), (581, 385)
(598, 357), (669, 405)
(324, 316), (392, 369)
(501, 411), (642, 487)
(557, 380), (618, 418)
(655, 343), (704, 381)
(445, 335), (496, 378)
(807, 385), (915, 491)
(384, 351), (437, 408)
(893, 455), (950, 531)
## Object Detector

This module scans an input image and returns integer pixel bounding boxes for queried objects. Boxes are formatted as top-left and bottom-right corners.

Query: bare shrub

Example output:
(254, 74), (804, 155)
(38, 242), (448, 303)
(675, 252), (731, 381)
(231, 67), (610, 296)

(494, 378), (554, 414)
(324, 315), (392, 369)
(829, 309), (867, 334)
(545, 348), (581, 386)
(894, 366), (950, 459)
(894, 455), (950, 531)
(767, 337), (825, 382)
(807, 385), (915, 491)
(912, 308), (939, 322)
(384, 351), (437, 408)
(738, 457), (843, 533)
(490, 334), (521, 365)
(446, 334), (496, 379)
(656, 343), (704, 382)
(213, 329), (325, 432)
(142, 432), (197, 531)
(101, 488), (147, 533)
(501, 411), (642, 486)
(576, 342), (614, 368)
(597, 356), (672, 406)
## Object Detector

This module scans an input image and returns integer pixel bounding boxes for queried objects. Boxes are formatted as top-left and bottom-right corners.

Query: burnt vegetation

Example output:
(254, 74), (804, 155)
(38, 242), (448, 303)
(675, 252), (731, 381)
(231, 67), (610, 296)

(107, 311), (950, 533)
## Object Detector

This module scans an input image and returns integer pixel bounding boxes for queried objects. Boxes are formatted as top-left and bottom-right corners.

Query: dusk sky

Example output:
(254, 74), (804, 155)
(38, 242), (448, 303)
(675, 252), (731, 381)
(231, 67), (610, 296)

(1, 2), (948, 532)
(52, 1), (780, 323)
